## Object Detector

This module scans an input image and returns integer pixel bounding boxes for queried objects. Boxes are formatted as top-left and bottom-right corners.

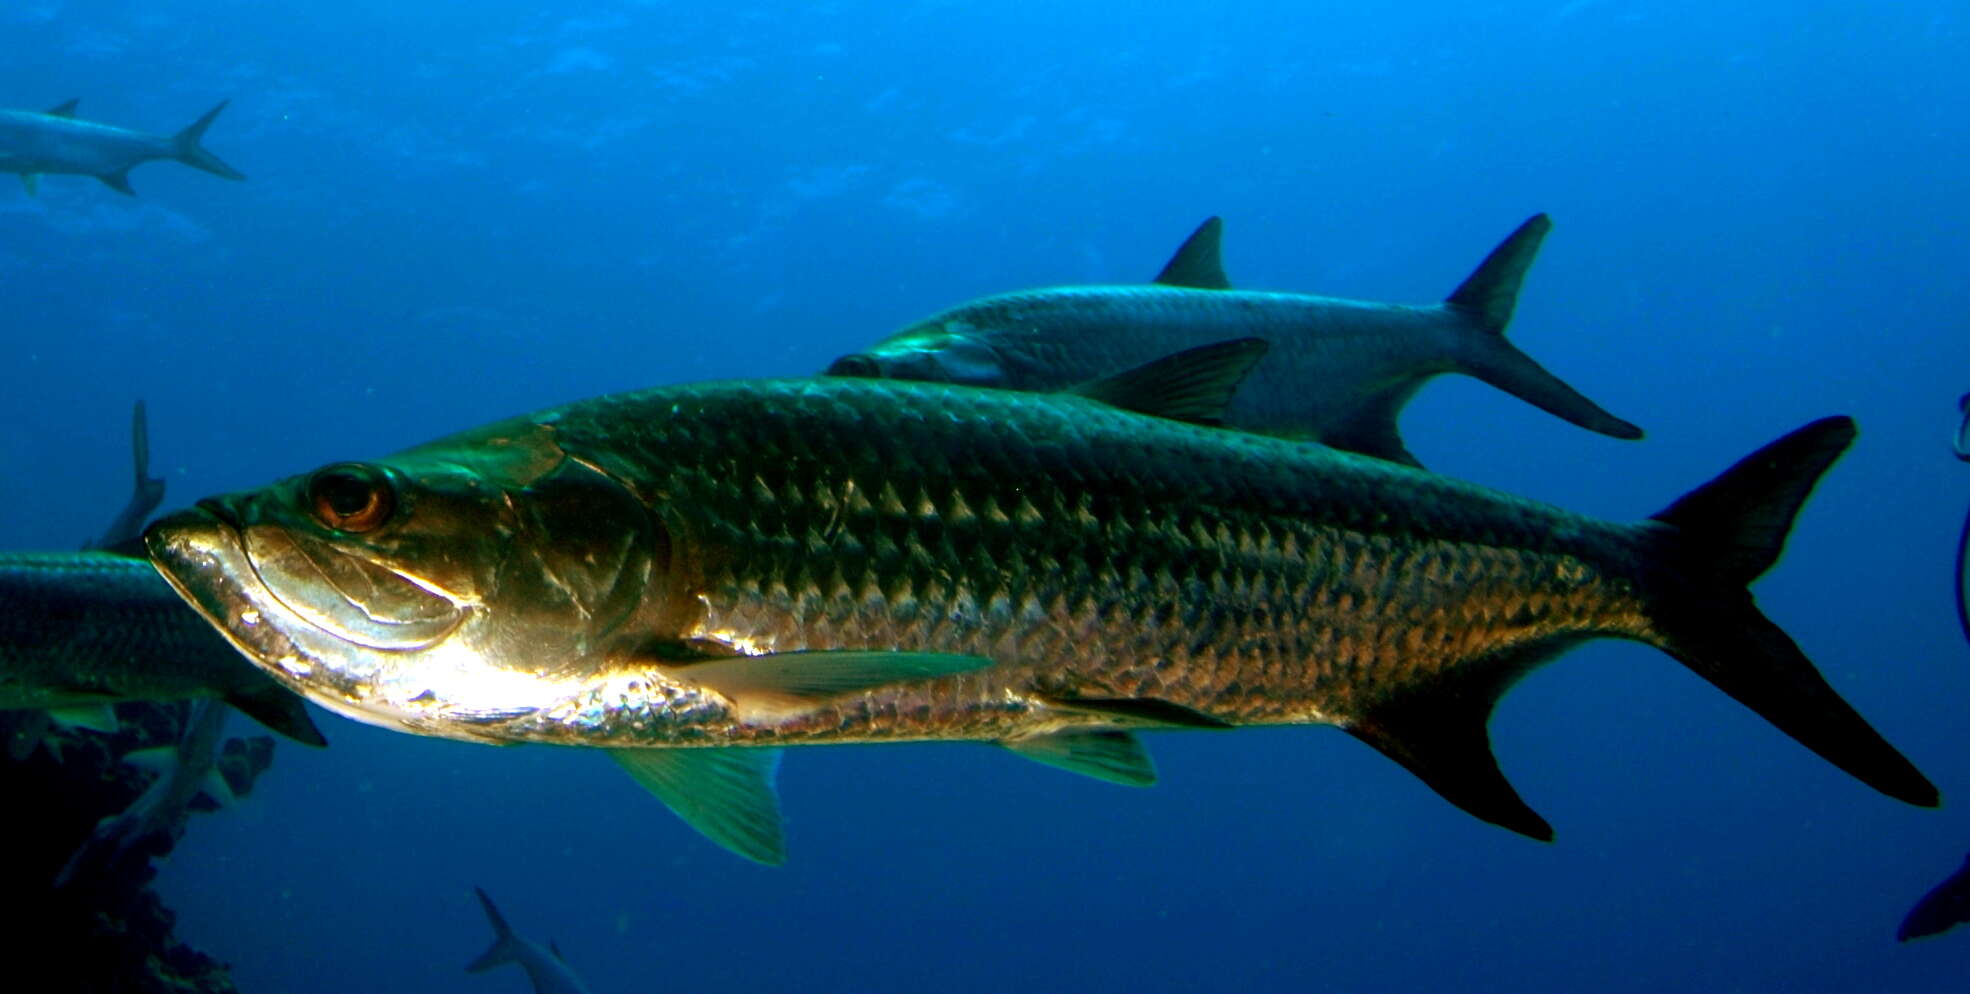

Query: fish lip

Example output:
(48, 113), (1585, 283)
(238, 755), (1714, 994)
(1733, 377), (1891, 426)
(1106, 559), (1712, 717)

(144, 507), (325, 697)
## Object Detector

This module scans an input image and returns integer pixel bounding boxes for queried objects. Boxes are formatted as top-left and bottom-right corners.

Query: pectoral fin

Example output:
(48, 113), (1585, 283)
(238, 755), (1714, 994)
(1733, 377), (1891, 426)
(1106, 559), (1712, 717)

(1003, 729), (1156, 786)
(225, 685), (328, 747)
(48, 705), (119, 733)
(1070, 338), (1269, 426)
(21, 173), (39, 197)
(45, 98), (78, 117)
(666, 649), (991, 708)
(610, 747), (786, 865)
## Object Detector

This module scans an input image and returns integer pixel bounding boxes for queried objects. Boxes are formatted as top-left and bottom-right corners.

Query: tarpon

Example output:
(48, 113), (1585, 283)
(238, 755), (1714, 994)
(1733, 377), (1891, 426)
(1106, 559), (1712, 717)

(826, 215), (1640, 466)
(467, 888), (596, 994)
(144, 345), (1933, 863)
(0, 98), (244, 197)
(0, 550), (325, 745)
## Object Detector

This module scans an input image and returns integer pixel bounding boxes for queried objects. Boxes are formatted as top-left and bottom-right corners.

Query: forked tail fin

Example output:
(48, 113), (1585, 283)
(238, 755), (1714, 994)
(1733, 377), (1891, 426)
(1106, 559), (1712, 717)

(1443, 214), (1644, 441)
(171, 101), (246, 181)
(466, 887), (521, 972)
(1644, 416), (1937, 807)
(1349, 417), (1935, 842)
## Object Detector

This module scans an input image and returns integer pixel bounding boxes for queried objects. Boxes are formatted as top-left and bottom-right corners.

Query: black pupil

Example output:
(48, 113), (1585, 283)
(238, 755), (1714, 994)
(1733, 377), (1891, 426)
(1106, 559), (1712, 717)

(317, 471), (375, 516)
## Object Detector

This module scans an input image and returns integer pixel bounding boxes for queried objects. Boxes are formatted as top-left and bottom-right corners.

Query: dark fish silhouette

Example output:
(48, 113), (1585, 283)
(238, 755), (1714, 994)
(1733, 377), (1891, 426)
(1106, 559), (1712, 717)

(0, 99), (244, 197)
(828, 215), (1640, 466)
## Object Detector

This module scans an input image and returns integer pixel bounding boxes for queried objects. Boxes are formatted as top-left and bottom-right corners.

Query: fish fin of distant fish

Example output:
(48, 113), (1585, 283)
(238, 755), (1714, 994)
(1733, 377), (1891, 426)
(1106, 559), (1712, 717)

(609, 747), (787, 865)
(1957, 505), (1970, 646)
(97, 168), (135, 196)
(1039, 694), (1234, 729)
(172, 100), (246, 181)
(93, 399), (168, 549)
(225, 685), (328, 747)
(1002, 729), (1157, 786)
(45, 98), (78, 117)
(1151, 216), (1232, 290)
(665, 650), (991, 711)
(466, 887), (521, 972)
(199, 767), (236, 807)
(1643, 416), (1938, 807)
(1318, 384), (1425, 467)
(1899, 852), (1970, 941)
(1071, 337), (1268, 426)
(1440, 214), (1644, 441)
(1347, 639), (1561, 841)
(48, 705), (119, 733)
(121, 745), (178, 776)
(20, 173), (39, 197)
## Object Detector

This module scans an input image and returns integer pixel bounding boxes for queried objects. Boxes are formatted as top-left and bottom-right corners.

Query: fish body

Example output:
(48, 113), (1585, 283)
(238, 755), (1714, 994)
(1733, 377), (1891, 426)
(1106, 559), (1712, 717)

(0, 550), (323, 745)
(0, 99), (244, 196)
(827, 215), (1640, 466)
(146, 370), (1931, 862)
(467, 888), (596, 994)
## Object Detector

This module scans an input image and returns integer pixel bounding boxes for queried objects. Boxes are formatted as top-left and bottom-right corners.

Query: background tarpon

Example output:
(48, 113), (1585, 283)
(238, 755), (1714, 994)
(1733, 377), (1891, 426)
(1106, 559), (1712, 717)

(144, 360), (1931, 864)
(0, 98), (244, 197)
(827, 214), (1641, 466)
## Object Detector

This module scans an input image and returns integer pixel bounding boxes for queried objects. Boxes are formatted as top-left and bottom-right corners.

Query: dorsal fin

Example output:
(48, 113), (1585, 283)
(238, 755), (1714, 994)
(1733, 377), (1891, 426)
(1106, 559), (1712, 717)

(1070, 338), (1268, 426)
(46, 98), (78, 117)
(1151, 216), (1231, 289)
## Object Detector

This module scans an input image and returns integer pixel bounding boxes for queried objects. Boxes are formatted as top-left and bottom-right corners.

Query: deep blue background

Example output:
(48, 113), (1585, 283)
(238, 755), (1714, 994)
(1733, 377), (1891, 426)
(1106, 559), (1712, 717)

(3, 2), (1967, 991)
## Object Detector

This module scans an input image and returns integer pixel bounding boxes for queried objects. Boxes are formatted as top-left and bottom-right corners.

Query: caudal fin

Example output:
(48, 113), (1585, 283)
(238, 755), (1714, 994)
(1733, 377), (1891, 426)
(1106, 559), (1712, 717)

(1443, 214), (1644, 441)
(1645, 417), (1937, 807)
(466, 887), (521, 972)
(171, 101), (246, 181)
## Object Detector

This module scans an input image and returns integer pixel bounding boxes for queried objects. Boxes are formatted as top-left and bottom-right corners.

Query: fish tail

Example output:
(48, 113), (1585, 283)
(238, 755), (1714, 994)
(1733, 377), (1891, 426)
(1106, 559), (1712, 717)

(1443, 214), (1644, 441)
(466, 887), (521, 972)
(1640, 416), (1936, 807)
(171, 101), (246, 181)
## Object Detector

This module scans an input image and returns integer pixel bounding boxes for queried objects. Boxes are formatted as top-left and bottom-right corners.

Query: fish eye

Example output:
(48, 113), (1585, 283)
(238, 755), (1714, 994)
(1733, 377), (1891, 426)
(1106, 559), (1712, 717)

(306, 463), (396, 534)
(826, 353), (881, 378)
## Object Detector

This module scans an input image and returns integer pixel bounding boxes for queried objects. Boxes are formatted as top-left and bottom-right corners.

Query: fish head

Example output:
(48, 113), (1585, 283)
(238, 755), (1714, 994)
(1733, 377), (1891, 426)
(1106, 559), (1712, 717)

(826, 322), (1007, 387)
(144, 419), (669, 739)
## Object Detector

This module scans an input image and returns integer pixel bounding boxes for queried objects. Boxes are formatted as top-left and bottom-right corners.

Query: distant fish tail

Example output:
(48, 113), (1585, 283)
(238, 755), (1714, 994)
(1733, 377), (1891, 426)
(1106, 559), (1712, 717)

(171, 101), (246, 181)
(1640, 416), (1936, 807)
(1442, 214), (1643, 441)
(466, 887), (522, 972)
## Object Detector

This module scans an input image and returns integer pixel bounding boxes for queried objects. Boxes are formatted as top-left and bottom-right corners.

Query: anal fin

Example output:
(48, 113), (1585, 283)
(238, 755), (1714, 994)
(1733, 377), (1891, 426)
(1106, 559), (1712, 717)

(225, 685), (328, 747)
(1003, 729), (1156, 786)
(97, 169), (135, 196)
(1345, 642), (1565, 841)
(610, 747), (786, 865)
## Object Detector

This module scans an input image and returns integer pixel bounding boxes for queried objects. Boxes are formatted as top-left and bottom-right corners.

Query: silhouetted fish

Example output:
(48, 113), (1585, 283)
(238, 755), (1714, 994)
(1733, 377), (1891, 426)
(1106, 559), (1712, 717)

(0, 98), (243, 197)
(828, 215), (1640, 466)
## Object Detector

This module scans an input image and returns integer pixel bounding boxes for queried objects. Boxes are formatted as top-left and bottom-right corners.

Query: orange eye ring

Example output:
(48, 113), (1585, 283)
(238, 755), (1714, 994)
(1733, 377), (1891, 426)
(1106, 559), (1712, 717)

(306, 463), (396, 534)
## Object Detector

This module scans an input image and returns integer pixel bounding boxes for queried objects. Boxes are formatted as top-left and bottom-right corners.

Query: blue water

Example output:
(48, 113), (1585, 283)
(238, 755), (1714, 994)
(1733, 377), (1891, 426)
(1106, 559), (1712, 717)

(3, 2), (1967, 990)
